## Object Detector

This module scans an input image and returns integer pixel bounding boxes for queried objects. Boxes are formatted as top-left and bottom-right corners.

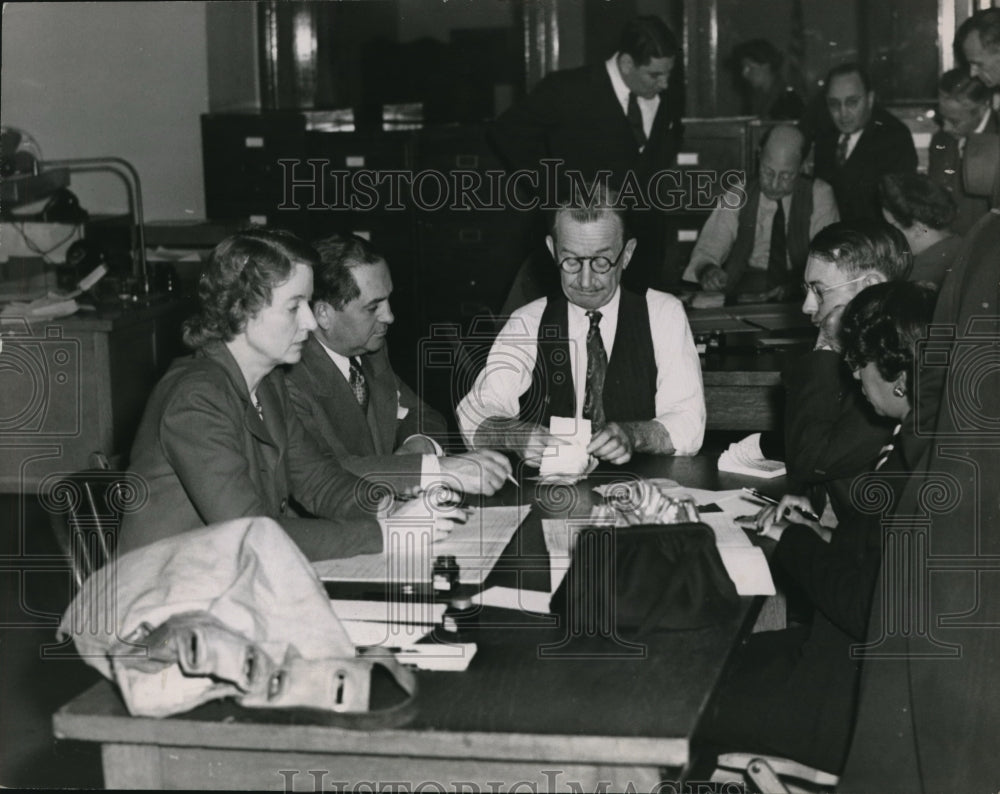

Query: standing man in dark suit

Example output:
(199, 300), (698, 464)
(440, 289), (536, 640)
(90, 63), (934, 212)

(285, 234), (511, 497)
(489, 16), (684, 293)
(813, 63), (918, 223)
(927, 69), (997, 235)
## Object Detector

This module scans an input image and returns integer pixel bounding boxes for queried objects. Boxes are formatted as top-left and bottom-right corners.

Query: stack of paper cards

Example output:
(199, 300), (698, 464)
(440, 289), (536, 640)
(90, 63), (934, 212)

(539, 416), (597, 481)
(718, 432), (786, 478)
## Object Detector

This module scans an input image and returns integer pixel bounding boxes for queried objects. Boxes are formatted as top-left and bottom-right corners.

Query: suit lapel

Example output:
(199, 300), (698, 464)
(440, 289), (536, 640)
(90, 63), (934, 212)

(593, 64), (637, 149)
(303, 336), (377, 456)
(252, 374), (283, 471)
(365, 351), (399, 455)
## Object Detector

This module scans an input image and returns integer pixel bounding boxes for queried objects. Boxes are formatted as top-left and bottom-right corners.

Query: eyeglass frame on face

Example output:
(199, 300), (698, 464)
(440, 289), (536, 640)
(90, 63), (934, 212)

(802, 273), (869, 301)
(558, 245), (627, 275)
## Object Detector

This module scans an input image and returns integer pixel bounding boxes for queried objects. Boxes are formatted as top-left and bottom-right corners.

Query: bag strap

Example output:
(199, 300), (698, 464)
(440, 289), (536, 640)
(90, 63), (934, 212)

(275, 649), (420, 730)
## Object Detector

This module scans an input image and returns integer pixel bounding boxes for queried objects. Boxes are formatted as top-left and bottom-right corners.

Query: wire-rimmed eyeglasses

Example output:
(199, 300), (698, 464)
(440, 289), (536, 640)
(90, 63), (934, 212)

(803, 274), (868, 301)
(559, 246), (626, 275)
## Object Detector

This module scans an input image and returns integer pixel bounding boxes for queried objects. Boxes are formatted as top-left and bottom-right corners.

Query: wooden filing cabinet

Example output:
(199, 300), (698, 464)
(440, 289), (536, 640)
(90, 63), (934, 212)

(0, 300), (191, 493)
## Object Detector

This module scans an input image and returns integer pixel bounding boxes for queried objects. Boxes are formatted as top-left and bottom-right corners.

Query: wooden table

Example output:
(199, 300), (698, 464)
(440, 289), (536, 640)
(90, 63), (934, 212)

(53, 455), (784, 791)
(687, 301), (815, 432)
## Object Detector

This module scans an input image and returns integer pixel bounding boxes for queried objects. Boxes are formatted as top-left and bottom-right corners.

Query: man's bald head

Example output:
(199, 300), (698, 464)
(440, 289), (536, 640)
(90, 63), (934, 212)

(758, 124), (805, 200)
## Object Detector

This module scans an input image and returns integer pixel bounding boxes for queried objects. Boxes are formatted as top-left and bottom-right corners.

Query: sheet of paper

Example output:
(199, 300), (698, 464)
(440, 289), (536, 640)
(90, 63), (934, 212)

(475, 586), (553, 614)
(340, 620), (432, 649)
(392, 643), (478, 671)
(698, 512), (755, 548)
(717, 546), (776, 596)
(330, 599), (445, 626)
(664, 486), (747, 516)
(541, 517), (596, 594)
(539, 416), (593, 479)
(314, 505), (527, 584)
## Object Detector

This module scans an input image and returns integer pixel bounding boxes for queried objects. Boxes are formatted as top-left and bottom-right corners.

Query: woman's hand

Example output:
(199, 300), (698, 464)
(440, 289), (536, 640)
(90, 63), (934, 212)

(755, 494), (825, 540)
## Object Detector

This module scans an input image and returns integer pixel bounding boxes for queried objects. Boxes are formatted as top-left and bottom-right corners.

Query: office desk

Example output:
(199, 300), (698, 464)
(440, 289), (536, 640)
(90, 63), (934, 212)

(53, 456), (781, 791)
(0, 298), (191, 492)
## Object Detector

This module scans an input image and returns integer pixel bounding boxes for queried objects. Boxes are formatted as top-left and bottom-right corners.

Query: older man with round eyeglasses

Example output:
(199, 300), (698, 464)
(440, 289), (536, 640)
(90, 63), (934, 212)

(457, 186), (705, 466)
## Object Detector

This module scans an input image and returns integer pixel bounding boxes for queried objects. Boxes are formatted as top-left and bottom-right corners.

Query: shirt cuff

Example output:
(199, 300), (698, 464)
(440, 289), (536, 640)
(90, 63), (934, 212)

(419, 453), (442, 492)
(655, 413), (705, 456)
(401, 434), (444, 456)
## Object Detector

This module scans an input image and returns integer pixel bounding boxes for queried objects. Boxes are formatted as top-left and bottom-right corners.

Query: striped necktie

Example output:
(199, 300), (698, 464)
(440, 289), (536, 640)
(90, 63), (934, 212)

(582, 310), (608, 426)
(875, 423), (902, 471)
(349, 357), (369, 414)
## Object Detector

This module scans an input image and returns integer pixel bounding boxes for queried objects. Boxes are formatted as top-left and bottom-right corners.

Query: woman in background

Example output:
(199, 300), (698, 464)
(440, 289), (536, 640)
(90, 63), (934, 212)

(728, 38), (804, 121)
(120, 228), (460, 561)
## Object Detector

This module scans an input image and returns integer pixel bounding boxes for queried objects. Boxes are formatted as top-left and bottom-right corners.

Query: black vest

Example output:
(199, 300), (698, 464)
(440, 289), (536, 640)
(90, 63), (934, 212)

(723, 177), (814, 295)
(518, 289), (657, 427)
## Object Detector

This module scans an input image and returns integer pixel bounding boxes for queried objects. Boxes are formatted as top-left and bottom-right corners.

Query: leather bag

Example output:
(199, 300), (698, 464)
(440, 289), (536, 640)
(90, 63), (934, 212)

(551, 522), (742, 637)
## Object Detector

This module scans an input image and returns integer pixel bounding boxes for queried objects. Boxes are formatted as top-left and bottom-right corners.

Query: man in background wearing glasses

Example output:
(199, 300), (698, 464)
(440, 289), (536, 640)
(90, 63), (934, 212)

(457, 189), (705, 465)
(683, 124), (839, 300)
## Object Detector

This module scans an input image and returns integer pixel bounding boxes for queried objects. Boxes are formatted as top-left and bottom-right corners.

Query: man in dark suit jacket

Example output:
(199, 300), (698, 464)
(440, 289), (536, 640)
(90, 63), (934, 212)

(488, 15), (684, 292)
(927, 68), (997, 235)
(813, 63), (918, 223)
(285, 234), (511, 497)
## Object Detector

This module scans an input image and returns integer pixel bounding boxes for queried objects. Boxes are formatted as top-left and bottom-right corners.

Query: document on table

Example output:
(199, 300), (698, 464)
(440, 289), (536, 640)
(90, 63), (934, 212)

(313, 504), (528, 585)
(338, 618), (478, 671)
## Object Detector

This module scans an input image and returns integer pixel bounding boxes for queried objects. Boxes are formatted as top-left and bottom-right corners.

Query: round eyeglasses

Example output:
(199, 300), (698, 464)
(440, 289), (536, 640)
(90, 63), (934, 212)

(558, 246), (626, 275)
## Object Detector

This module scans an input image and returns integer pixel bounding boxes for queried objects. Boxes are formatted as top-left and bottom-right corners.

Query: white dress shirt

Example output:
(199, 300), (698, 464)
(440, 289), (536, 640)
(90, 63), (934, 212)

(682, 177), (840, 282)
(457, 288), (705, 455)
(606, 55), (659, 149)
(841, 129), (863, 161)
(316, 338), (441, 486)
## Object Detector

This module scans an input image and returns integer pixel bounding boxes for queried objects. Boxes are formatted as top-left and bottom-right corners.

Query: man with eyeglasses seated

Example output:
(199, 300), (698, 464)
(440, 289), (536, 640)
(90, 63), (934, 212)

(457, 186), (705, 465)
(682, 124), (839, 300)
(782, 221), (913, 525)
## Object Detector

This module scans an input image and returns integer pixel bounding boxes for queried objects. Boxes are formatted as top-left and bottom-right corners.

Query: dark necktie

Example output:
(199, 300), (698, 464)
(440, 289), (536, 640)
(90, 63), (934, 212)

(627, 92), (647, 149)
(349, 357), (369, 414)
(836, 133), (850, 166)
(582, 310), (608, 427)
(766, 198), (788, 289)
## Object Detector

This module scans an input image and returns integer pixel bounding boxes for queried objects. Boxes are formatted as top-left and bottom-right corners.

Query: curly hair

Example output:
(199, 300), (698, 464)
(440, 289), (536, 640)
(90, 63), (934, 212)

(840, 281), (937, 388)
(182, 228), (320, 349)
(808, 220), (912, 280)
(879, 172), (957, 231)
